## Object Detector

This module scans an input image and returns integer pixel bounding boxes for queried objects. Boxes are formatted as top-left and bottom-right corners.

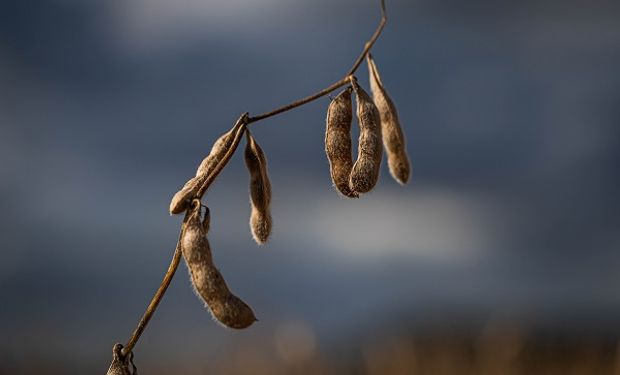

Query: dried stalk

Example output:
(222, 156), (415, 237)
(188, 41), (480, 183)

(247, 0), (386, 124)
(120, 212), (190, 357)
(114, 0), (389, 363)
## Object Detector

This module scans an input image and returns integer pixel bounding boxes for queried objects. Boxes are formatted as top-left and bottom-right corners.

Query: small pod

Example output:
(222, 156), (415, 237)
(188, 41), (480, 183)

(325, 88), (358, 198)
(169, 176), (201, 215)
(349, 80), (383, 194)
(244, 131), (272, 244)
(367, 54), (411, 185)
(106, 344), (135, 375)
(169, 121), (244, 215)
(195, 126), (238, 177)
(181, 201), (257, 329)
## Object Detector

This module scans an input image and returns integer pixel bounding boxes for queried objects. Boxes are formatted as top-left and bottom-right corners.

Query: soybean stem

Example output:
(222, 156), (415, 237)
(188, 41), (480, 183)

(120, 0), (388, 358)
(247, 0), (386, 124)
(121, 214), (189, 357)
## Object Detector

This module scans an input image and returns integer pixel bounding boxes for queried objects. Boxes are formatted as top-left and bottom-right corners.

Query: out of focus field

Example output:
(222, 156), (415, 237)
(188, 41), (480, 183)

(1, 0), (619, 374)
(11, 325), (620, 375)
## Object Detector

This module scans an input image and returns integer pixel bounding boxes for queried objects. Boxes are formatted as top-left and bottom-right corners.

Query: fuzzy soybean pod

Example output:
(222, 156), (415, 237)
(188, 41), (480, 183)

(106, 344), (135, 375)
(367, 54), (411, 185)
(195, 124), (240, 177)
(169, 176), (201, 215)
(325, 88), (358, 198)
(349, 80), (383, 194)
(244, 131), (272, 244)
(169, 121), (245, 215)
(181, 201), (257, 329)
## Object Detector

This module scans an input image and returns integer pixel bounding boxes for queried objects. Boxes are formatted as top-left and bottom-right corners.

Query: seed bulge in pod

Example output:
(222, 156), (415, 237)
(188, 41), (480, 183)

(195, 123), (242, 177)
(367, 53), (411, 185)
(349, 80), (383, 194)
(169, 176), (201, 215)
(169, 122), (244, 215)
(325, 88), (358, 198)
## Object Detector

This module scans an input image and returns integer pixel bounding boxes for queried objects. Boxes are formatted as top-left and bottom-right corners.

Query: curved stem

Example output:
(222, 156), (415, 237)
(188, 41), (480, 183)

(121, 213), (189, 357)
(247, 77), (351, 123)
(247, 0), (387, 124)
(117, 0), (388, 359)
(347, 0), (387, 76)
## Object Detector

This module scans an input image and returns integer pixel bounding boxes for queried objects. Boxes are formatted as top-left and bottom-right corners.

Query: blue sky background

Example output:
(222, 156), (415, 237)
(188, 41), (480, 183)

(1, 0), (619, 372)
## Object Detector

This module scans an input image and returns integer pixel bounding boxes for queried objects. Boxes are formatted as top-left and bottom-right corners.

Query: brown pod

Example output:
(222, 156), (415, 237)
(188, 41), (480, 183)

(106, 344), (135, 375)
(181, 201), (257, 329)
(367, 54), (411, 185)
(169, 121), (245, 215)
(349, 80), (383, 194)
(195, 128), (236, 177)
(325, 88), (358, 198)
(169, 176), (201, 215)
(244, 131), (272, 244)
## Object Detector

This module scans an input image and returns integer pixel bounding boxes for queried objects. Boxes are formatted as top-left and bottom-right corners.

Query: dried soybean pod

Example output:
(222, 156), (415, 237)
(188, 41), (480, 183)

(194, 130), (233, 177)
(350, 80), (383, 194)
(201, 205), (210, 233)
(181, 201), (212, 264)
(325, 88), (358, 198)
(181, 200), (257, 329)
(169, 120), (245, 215)
(367, 53), (411, 185)
(169, 176), (201, 215)
(244, 131), (272, 244)
(195, 119), (244, 177)
(106, 344), (135, 375)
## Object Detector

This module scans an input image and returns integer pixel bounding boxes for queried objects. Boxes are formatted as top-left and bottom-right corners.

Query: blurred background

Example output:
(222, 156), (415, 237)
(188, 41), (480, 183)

(1, 0), (620, 374)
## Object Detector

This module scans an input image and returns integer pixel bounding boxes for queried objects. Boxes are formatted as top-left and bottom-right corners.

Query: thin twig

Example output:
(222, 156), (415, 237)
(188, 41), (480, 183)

(118, 0), (389, 358)
(247, 0), (387, 124)
(247, 77), (351, 123)
(121, 212), (190, 357)
(347, 0), (387, 76)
